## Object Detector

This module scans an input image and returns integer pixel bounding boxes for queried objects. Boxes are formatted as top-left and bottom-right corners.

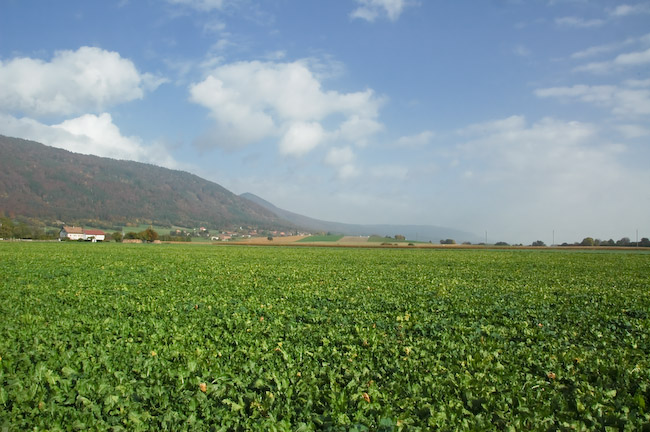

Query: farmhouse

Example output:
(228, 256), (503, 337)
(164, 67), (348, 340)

(59, 226), (84, 241)
(83, 229), (106, 242)
(59, 226), (106, 242)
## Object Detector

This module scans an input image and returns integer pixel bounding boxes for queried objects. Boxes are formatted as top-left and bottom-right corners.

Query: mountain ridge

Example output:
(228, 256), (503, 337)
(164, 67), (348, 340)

(240, 192), (481, 243)
(0, 135), (293, 230)
(0, 134), (480, 242)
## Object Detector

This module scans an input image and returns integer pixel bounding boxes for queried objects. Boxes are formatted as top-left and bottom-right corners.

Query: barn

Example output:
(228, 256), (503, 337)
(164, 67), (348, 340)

(59, 226), (106, 242)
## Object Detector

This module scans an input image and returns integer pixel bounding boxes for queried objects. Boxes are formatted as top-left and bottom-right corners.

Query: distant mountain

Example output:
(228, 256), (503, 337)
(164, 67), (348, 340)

(0, 135), (294, 230)
(240, 192), (481, 243)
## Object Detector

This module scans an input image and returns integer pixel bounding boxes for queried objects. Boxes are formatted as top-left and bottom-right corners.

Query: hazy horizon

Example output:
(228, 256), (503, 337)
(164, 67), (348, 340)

(1, 1), (649, 244)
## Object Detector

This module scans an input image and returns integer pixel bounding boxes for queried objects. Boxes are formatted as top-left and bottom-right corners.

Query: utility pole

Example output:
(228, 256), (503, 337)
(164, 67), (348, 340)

(552, 230), (555, 247)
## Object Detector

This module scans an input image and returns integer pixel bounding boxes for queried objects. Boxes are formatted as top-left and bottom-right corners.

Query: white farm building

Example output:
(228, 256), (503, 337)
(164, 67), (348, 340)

(59, 226), (106, 242)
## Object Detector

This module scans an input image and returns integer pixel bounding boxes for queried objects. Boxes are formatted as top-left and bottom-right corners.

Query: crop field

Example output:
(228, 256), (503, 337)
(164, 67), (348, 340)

(297, 235), (345, 243)
(1, 243), (649, 431)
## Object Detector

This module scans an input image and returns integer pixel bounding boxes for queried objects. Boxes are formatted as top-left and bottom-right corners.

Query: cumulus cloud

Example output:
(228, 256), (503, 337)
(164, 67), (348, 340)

(335, 115), (384, 147)
(189, 59), (383, 155)
(324, 146), (355, 165)
(0, 113), (177, 168)
(350, 0), (412, 22)
(324, 146), (358, 180)
(189, 74), (276, 148)
(535, 82), (650, 116)
(279, 122), (325, 157)
(0, 46), (165, 118)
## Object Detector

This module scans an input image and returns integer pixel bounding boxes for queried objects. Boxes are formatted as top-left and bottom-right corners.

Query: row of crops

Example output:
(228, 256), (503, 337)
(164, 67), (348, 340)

(1, 243), (649, 430)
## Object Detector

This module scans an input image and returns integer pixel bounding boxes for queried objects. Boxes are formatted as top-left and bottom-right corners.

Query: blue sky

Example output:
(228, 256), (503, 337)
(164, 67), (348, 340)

(1, 0), (649, 244)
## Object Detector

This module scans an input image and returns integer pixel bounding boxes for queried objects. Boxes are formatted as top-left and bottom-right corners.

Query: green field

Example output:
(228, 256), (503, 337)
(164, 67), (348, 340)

(367, 236), (414, 244)
(297, 235), (345, 242)
(1, 243), (649, 430)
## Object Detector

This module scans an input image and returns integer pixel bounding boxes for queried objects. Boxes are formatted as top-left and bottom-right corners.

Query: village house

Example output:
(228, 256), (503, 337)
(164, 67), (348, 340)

(59, 226), (84, 241)
(83, 229), (106, 242)
(59, 226), (106, 242)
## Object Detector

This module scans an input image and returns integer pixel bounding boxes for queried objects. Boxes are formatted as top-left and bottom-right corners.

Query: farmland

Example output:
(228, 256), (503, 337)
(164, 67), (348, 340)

(1, 243), (649, 430)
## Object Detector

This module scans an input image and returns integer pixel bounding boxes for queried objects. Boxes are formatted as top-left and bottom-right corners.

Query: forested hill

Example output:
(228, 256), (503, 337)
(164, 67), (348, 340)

(0, 135), (293, 229)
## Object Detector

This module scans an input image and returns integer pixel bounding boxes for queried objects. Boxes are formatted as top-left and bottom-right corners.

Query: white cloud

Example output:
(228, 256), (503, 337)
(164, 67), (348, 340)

(350, 0), (412, 22)
(279, 122), (325, 157)
(616, 47), (650, 65)
(574, 47), (650, 74)
(571, 41), (629, 60)
(336, 115), (384, 147)
(336, 164), (360, 180)
(616, 124), (650, 138)
(0, 47), (165, 118)
(324, 146), (358, 180)
(189, 59), (383, 154)
(460, 115), (528, 136)
(610, 3), (650, 17)
(457, 116), (603, 184)
(452, 116), (649, 241)
(0, 113), (177, 168)
(203, 20), (226, 33)
(459, 116), (598, 168)
(165, 0), (225, 11)
(395, 130), (434, 147)
(555, 16), (605, 28)
(189, 74), (276, 148)
(535, 82), (650, 116)
(626, 78), (650, 87)
(324, 146), (355, 165)
(570, 33), (650, 60)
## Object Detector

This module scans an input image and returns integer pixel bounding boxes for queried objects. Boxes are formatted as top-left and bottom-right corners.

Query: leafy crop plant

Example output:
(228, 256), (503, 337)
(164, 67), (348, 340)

(1, 243), (649, 430)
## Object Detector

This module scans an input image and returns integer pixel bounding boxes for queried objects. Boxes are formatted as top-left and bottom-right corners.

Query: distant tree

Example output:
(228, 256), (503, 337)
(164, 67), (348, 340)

(124, 231), (139, 240)
(395, 234), (406, 241)
(13, 223), (32, 239)
(593, 239), (601, 246)
(267, 236), (273, 241)
(616, 237), (631, 246)
(0, 217), (14, 239)
(495, 241), (509, 246)
(440, 239), (456, 245)
(581, 237), (595, 246)
(112, 231), (123, 243)
(142, 227), (159, 243)
(531, 240), (546, 247)
(603, 239), (615, 246)
(639, 238), (650, 247)
(46, 229), (58, 239)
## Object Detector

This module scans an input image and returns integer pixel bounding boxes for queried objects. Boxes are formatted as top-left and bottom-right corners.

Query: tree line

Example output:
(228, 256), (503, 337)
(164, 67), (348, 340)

(0, 217), (59, 240)
(562, 237), (650, 247)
